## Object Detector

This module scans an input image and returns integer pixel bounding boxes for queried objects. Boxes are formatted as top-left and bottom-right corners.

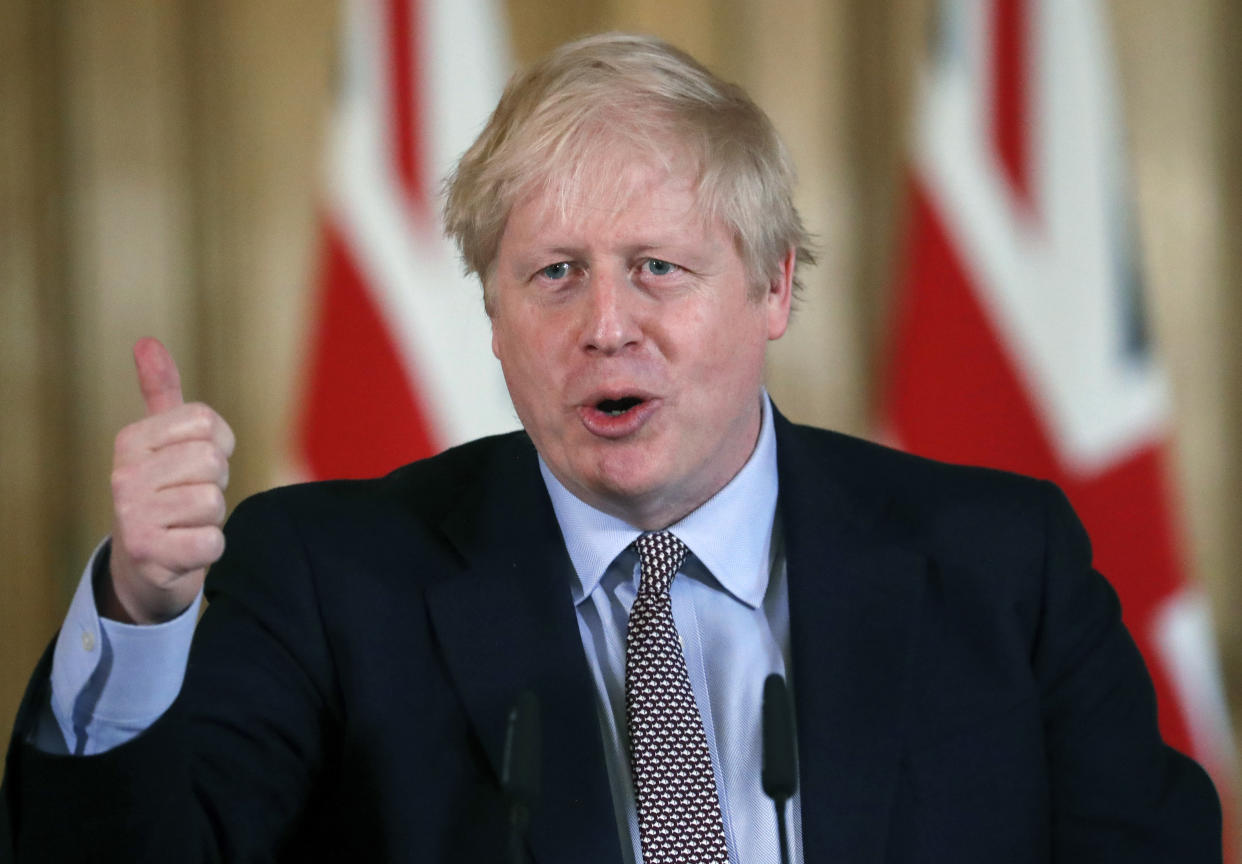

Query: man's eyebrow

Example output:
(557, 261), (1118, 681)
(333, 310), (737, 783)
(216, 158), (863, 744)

(516, 244), (584, 263)
(502, 245), (583, 277)
(628, 234), (722, 258)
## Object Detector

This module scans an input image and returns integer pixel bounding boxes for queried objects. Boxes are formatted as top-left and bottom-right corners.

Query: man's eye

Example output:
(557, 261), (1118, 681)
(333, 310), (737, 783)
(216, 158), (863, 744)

(539, 262), (571, 280)
(643, 258), (677, 276)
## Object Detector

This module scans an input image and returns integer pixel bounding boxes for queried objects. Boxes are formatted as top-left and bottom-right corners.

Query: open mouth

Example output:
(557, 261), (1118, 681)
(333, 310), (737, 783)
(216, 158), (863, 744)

(596, 396), (643, 416)
(579, 393), (658, 438)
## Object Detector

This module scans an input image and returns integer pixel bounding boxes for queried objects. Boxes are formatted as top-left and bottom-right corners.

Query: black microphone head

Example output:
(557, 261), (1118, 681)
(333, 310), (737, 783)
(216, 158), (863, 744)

(502, 689), (541, 811)
(762, 673), (798, 802)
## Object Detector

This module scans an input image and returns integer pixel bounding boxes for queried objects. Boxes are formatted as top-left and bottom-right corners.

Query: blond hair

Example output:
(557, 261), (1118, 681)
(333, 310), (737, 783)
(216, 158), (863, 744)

(442, 32), (814, 310)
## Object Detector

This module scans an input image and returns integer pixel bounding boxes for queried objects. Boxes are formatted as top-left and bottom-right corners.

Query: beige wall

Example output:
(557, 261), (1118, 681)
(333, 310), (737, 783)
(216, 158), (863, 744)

(3, 1), (1240, 843)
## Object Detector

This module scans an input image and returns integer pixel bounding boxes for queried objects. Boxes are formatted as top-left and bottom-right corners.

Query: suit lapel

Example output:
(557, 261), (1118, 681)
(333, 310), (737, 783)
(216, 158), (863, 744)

(424, 437), (623, 864)
(776, 414), (926, 863)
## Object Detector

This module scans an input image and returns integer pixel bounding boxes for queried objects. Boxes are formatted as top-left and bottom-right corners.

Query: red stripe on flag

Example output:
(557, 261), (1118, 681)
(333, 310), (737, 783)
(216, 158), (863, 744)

(992, 0), (1033, 210)
(298, 218), (438, 478)
(387, 0), (428, 216)
(884, 183), (1195, 753)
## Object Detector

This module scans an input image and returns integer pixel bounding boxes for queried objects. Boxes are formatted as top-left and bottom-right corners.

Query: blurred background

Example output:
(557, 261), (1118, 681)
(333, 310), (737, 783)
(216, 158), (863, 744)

(2, 0), (1240, 849)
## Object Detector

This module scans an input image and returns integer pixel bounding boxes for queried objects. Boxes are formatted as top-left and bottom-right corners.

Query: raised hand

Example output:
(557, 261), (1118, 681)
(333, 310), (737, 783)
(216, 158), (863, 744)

(103, 338), (236, 624)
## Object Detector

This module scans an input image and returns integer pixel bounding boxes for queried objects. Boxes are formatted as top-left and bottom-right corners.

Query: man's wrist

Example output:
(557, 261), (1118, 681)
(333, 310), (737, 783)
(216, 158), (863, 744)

(94, 539), (196, 625)
(91, 538), (133, 623)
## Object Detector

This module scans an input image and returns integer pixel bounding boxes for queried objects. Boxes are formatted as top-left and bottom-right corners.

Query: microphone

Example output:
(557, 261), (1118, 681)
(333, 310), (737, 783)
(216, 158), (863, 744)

(762, 673), (797, 864)
(502, 689), (540, 864)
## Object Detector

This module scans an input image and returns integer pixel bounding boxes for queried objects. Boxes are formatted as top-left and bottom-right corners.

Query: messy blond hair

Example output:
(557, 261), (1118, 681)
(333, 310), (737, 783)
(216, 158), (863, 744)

(442, 32), (814, 311)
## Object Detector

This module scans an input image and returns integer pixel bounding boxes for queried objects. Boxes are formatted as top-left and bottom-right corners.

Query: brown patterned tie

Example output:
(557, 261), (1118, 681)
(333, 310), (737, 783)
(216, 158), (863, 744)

(625, 531), (729, 864)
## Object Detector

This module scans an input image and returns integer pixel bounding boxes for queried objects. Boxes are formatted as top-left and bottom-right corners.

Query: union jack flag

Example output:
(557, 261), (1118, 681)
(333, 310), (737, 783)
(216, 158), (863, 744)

(882, 0), (1236, 851)
(296, 0), (516, 481)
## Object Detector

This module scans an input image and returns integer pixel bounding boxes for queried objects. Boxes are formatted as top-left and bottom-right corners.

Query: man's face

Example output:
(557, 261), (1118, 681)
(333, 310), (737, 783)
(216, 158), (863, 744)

(489, 157), (793, 529)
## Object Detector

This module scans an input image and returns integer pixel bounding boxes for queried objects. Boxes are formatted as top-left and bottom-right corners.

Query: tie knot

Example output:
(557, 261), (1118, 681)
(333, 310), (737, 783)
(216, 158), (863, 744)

(633, 531), (689, 596)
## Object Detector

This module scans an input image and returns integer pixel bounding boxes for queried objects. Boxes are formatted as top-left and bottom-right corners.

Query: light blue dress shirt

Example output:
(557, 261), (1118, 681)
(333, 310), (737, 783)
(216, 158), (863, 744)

(42, 540), (201, 755)
(540, 395), (802, 864)
(45, 396), (802, 864)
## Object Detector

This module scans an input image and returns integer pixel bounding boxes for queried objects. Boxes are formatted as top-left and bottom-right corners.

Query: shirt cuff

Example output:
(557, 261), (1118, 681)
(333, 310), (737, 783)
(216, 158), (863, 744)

(49, 538), (202, 753)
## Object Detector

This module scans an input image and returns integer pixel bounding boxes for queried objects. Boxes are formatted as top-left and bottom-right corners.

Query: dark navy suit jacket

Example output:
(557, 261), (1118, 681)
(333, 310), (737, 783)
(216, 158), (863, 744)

(1, 412), (1221, 862)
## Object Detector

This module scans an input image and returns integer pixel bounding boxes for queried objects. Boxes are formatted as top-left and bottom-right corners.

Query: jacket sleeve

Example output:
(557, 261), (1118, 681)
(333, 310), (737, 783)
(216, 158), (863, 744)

(1032, 482), (1222, 862)
(2, 492), (338, 863)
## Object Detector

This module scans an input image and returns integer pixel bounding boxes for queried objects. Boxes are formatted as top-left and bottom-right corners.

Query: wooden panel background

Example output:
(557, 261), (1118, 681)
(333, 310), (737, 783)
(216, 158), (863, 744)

(3, 0), (1240, 844)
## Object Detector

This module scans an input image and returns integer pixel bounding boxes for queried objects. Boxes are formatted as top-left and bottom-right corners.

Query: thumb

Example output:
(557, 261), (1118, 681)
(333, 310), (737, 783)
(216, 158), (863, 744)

(133, 337), (184, 416)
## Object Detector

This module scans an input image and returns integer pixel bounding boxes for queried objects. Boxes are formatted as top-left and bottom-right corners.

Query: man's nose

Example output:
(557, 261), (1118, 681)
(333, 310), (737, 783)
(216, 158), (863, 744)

(580, 269), (642, 355)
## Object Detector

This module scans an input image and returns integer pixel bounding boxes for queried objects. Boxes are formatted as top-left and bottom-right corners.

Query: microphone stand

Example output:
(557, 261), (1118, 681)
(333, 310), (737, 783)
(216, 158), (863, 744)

(762, 673), (797, 864)
(501, 690), (540, 864)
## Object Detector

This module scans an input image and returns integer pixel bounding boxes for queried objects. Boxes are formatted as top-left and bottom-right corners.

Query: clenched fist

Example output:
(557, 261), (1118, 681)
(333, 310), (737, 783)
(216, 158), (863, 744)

(102, 338), (236, 624)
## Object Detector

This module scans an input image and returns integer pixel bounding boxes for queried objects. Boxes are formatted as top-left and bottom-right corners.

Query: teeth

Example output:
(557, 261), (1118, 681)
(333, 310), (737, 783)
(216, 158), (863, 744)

(597, 396), (642, 416)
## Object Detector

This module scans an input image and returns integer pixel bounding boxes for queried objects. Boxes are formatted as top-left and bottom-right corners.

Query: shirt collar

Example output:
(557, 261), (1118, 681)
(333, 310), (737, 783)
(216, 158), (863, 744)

(539, 393), (779, 610)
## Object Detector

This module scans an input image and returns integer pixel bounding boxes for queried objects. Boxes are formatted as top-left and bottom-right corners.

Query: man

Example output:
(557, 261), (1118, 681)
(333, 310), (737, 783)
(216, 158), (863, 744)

(1, 32), (1221, 863)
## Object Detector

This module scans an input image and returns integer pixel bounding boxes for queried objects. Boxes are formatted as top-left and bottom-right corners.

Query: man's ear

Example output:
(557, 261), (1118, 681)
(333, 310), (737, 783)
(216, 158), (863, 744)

(766, 246), (795, 340)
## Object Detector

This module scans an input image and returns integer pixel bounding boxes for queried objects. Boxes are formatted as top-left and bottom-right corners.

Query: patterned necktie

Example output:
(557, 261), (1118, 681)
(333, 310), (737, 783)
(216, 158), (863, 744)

(625, 531), (729, 864)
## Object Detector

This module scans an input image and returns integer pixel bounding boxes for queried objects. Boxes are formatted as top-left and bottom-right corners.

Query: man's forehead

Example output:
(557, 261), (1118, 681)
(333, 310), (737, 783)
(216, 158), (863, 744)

(504, 153), (719, 243)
